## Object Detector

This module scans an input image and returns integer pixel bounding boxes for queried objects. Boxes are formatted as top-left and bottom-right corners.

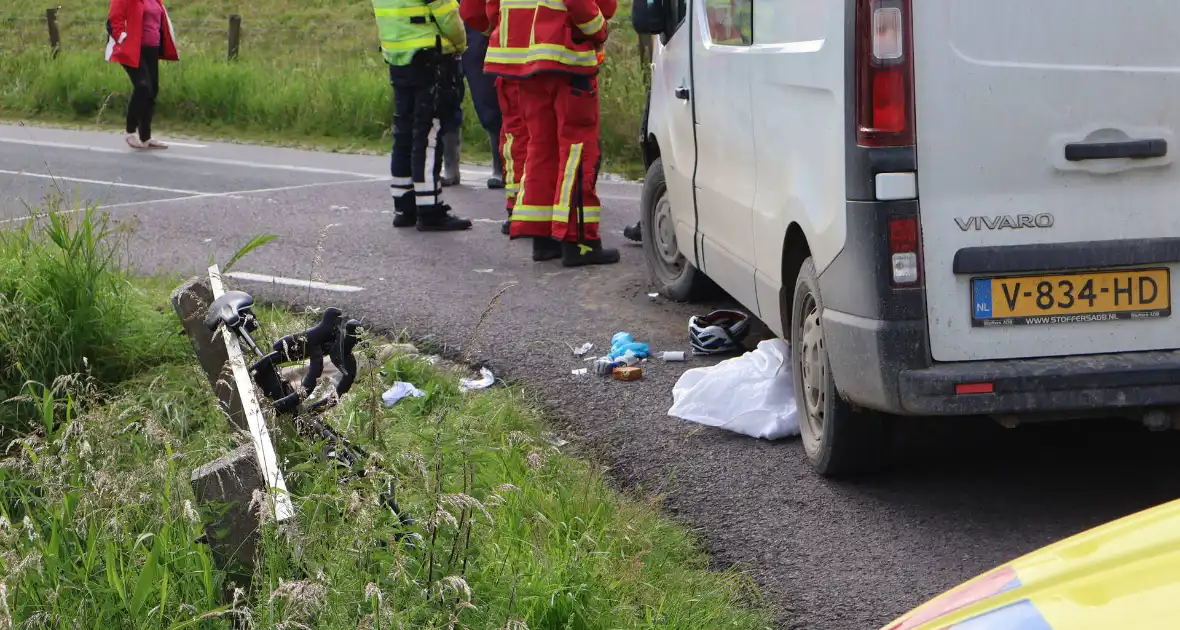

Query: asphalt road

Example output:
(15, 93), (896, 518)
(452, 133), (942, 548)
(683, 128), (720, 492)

(5, 123), (1180, 629)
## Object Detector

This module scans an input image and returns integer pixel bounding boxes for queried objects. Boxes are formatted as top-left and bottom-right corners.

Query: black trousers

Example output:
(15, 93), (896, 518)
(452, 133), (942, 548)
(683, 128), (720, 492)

(389, 50), (461, 210)
(122, 46), (160, 143)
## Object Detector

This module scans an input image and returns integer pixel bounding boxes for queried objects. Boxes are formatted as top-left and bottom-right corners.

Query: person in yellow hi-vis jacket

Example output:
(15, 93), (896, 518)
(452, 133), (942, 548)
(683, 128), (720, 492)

(374, 0), (472, 231)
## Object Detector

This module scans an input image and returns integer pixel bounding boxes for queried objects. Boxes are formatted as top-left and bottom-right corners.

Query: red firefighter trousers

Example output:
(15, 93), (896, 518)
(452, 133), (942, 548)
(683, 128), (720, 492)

(496, 77), (529, 215)
(510, 72), (601, 242)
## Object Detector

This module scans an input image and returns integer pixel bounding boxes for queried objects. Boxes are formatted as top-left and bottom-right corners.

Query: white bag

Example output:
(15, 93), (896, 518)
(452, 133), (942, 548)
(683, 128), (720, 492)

(667, 339), (800, 440)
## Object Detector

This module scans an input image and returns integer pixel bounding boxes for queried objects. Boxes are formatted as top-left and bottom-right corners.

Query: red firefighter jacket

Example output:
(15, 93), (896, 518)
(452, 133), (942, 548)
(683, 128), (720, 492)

(484, 0), (613, 77)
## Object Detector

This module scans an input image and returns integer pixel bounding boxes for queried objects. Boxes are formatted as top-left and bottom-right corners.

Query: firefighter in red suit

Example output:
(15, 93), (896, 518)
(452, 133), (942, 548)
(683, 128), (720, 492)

(463, 0), (535, 245)
(486, 0), (617, 265)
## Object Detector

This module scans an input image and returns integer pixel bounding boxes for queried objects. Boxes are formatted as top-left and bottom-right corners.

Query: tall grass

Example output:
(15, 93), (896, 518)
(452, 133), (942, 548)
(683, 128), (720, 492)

(1, 308), (774, 628)
(0, 201), (184, 441)
(0, 2), (648, 174)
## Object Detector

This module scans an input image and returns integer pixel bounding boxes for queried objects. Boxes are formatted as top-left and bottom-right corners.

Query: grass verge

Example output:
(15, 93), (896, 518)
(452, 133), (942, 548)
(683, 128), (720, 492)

(0, 208), (771, 628)
(0, 2), (649, 178)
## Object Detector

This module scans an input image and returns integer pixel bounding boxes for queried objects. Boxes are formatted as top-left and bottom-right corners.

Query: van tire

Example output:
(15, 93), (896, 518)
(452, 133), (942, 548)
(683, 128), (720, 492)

(791, 257), (887, 477)
(641, 157), (711, 301)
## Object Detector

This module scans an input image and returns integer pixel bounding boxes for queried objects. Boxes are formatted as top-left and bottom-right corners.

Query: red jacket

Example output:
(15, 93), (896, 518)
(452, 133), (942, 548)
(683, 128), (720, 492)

(460, 0), (491, 35)
(484, 0), (613, 78)
(105, 0), (179, 68)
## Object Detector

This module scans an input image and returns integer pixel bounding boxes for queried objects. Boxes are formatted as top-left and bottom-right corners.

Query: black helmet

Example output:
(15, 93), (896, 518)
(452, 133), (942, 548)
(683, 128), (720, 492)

(688, 309), (750, 355)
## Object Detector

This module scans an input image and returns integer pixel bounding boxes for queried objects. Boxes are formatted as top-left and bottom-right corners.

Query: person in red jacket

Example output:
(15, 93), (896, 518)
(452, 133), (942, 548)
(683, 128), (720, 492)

(464, 0), (538, 249)
(105, 0), (179, 150)
(491, 0), (618, 266)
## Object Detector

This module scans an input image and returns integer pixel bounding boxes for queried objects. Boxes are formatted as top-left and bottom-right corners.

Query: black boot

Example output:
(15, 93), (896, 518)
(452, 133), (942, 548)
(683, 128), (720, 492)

(533, 237), (562, 261)
(487, 130), (506, 190)
(417, 203), (473, 232)
(623, 221), (642, 242)
(501, 219), (511, 236)
(441, 130), (461, 187)
(561, 240), (620, 267)
(392, 190), (416, 228)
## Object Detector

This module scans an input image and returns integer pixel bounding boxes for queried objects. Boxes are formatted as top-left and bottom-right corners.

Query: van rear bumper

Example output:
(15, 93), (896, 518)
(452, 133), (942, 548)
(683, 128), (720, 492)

(823, 309), (1180, 416)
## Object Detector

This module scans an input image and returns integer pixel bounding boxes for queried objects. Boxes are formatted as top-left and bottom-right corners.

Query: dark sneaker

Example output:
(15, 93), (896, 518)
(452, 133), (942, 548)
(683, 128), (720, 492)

(532, 237), (562, 261)
(417, 204), (472, 231)
(623, 221), (642, 242)
(441, 174), (460, 187)
(487, 175), (505, 189)
(501, 219), (511, 235)
(561, 240), (620, 267)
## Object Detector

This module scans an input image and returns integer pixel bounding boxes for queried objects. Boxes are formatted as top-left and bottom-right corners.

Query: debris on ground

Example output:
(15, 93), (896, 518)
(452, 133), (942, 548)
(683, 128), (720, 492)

(661, 351), (686, 362)
(647, 292), (660, 300)
(571, 368), (589, 376)
(382, 382), (426, 407)
(613, 366), (643, 381)
(668, 339), (799, 440)
(459, 366), (496, 392)
(571, 341), (594, 356)
(607, 332), (650, 360)
(592, 358), (616, 375)
(541, 432), (569, 447)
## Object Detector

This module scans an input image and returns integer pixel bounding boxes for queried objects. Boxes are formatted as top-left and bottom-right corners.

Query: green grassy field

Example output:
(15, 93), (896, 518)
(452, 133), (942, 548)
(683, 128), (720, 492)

(0, 206), (772, 628)
(0, 0), (648, 175)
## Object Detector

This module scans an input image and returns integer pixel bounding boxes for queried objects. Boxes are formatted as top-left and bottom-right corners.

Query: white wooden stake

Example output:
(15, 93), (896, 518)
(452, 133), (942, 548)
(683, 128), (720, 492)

(208, 264), (296, 523)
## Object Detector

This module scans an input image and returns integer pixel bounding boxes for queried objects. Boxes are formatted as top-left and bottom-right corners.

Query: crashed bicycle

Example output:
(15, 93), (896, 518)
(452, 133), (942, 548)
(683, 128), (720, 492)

(203, 289), (413, 533)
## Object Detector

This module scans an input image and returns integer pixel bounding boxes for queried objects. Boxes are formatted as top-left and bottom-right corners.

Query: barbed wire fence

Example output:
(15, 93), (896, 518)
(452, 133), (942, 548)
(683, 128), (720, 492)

(0, 9), (652, 66)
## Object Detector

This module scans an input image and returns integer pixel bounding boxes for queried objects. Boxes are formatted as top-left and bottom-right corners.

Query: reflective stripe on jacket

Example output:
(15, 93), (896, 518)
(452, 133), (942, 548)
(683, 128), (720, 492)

(373, 0), (468, 66)
(484, 0), (614, 77)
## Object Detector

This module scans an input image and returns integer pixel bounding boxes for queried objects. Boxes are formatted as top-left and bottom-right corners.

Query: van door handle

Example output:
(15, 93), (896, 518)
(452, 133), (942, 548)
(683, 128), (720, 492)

(675, 87), (690, 100)
(1065, 138), (1168, 161)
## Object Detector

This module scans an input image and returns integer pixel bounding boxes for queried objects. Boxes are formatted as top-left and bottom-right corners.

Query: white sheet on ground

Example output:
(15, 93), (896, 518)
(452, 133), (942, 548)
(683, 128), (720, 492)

(668, 339), (800, 440)
(382, 382), (426, 407)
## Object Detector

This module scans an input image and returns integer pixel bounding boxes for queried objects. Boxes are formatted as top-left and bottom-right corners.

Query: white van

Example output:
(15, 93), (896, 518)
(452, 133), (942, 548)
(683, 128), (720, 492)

(630, 0), (1180, 476)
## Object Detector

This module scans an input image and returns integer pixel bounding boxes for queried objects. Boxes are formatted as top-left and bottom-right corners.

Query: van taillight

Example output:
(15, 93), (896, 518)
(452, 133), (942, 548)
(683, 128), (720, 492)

(889, 216), (920, 286)
(856, 0), (914, 147)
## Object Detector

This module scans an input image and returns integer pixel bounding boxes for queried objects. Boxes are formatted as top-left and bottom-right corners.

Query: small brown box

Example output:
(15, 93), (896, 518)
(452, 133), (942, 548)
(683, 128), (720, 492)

(613, 366), (643, 381)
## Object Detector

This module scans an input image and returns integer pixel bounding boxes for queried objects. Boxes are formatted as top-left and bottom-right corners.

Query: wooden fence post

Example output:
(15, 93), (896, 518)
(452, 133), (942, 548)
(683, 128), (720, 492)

(228, 14), (242, 61)
(46, 7), (61, 58)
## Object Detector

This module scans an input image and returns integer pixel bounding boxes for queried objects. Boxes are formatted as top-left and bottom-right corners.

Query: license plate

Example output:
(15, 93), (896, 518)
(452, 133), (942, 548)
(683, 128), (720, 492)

(971, 268), (1171, 327)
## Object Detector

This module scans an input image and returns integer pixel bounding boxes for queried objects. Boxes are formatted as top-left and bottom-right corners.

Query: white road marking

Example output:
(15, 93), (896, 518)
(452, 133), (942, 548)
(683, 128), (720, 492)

(224, 271), (365, 293)
(0, 133), (643, 187)
(0, 136), (386, 179)
(162, 141), (207, 148)
(0, 137), (124, 155)
(0, 168), (207, 195)
(0, 178), (381, 225)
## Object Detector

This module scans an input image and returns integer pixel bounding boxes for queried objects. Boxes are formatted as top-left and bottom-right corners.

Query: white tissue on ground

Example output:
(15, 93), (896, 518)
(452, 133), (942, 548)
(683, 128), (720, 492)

(382, 382), (426, 407)
(667, 339), (800, 440)
(459, 367), (496, 393)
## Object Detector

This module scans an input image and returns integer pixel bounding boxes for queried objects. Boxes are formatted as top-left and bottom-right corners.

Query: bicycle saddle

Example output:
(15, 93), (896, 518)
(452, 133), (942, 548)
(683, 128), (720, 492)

(203, 290), (257, 331)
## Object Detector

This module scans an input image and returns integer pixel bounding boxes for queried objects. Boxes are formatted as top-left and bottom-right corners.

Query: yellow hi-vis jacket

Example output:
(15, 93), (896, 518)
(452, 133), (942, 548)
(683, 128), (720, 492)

(373, 0), (468, 66)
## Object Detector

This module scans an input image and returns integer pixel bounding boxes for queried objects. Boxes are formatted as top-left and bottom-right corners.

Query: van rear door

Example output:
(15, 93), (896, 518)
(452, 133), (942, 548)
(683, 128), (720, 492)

(912, 0), (1180, 362)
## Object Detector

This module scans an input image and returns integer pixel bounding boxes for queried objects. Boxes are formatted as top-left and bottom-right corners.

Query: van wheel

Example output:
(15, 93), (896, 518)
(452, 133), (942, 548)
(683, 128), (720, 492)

(641, 158), (710, 301)
(791, 257), (886, 477)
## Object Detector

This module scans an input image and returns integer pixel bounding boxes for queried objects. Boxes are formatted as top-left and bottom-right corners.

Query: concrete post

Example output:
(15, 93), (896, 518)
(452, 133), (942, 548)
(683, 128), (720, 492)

(170, 277), (249, 432)
(190, 444), (265, 602)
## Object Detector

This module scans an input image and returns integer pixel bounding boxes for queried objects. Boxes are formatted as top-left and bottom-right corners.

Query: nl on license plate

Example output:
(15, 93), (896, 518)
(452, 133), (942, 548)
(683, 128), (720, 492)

(971, 268), (1171, 327)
